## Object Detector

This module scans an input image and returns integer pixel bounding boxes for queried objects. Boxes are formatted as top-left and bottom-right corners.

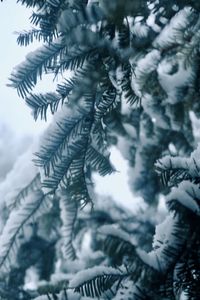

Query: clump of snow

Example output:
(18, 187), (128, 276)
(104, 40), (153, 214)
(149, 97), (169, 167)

(56, 258), (85, 274)
(131, 22), (149, 38)
(166, 181), (200, 216)
(137, 213), (174, 271)
(50, 272), (72, 284)
(24, 266), (40, 291)
(69, 266), (125, 288)
(136, 248), (162, 271)
(190, 111), (200, 144)
(154, 8), (192, 49)
(98, 224), (137, 246)
(59, 192), (77, 260)
(153, 214), (174, 251)
(132, 50), (161, 97)
(0, 191), (51, 273)
(33, 296), (48, 300)
(137, 214), (189, 272)
(158, 58), (192, 105)
(156, 143), (200, 179)
(123, 123), (137, 138)
(0, 147), (38, 210)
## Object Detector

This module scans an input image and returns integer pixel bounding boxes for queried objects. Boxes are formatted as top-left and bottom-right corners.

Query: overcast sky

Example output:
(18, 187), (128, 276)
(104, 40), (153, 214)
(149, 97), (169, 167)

(0, 1), (143, 212)
(0, 0), (52, 136)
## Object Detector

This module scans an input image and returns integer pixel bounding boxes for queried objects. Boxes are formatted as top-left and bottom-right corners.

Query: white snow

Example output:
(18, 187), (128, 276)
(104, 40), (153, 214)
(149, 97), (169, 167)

(133, 50), (161, 97)
(0, 191), (51, 273)
(131, 22), (149, 38)
(136, 248), (162, 271)
(33, 296), (48, 300)
(158, 58), (192, 105)
(190, 111), (200, 144)
(24, 266), (40, 291)
(156, 143), (200, 179)
(59, 192), (77, 260)
(154, 8), (192, 49)
(98, 224), (137, 246)
(0, 147), (38, 212)
(166, 181), (200, 216)
(136, 214), (186, 272)
(153, 214), (174, 251)
(69, 265), (124, 288)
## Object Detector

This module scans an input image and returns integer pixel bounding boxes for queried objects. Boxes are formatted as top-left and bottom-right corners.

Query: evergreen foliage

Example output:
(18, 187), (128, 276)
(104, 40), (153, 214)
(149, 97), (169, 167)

(0, 0), (200, 299)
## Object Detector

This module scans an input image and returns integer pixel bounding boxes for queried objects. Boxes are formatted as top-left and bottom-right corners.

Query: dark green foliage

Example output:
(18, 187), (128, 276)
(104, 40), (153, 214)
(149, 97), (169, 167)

(9, 42), (67, 97)
(86, 146), (115, 176)
(16, 29), (58, 46)
(26, 93), (63, 121)
(17, 235), (55, 281)
(59, 191), (77, 260)
(8, 173), (41, 210)
(73, 269), (128, 298)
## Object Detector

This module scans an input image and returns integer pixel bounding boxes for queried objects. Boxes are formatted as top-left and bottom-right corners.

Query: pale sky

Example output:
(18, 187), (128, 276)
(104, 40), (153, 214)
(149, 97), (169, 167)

(0, 1), (140, 212)
(0, 0), (52, 136)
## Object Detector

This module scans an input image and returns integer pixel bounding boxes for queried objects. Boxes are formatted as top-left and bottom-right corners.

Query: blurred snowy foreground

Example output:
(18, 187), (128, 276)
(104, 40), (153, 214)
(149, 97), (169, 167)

(0, 126), (145, 222)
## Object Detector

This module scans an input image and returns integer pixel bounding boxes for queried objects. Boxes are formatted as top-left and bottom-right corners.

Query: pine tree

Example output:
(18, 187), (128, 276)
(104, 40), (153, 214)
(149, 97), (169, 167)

(0, 0), (199, 299)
